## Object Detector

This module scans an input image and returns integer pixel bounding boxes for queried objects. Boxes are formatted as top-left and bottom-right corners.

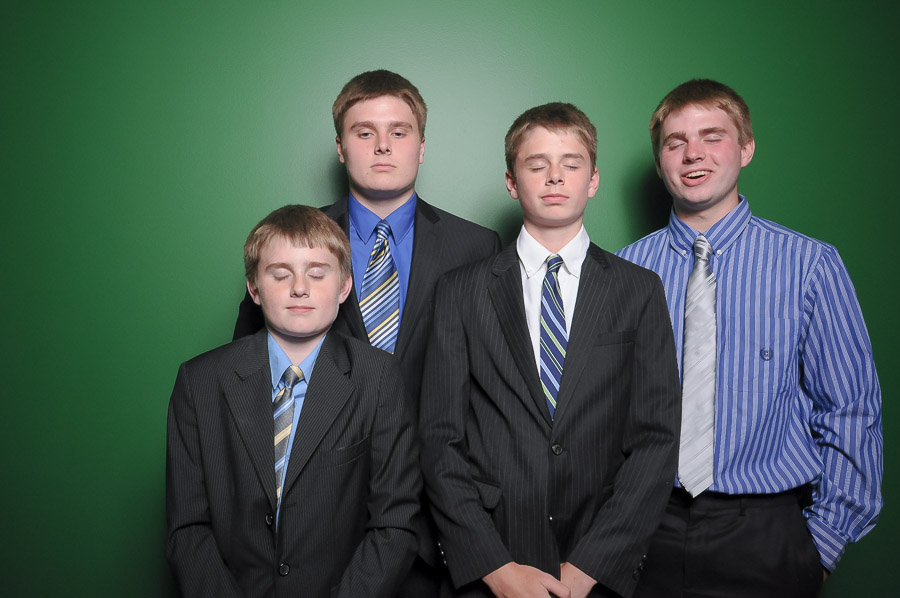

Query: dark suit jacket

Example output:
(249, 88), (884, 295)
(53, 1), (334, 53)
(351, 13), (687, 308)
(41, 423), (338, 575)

(166, 330), (421, 598)
(420, 244), (681, 598)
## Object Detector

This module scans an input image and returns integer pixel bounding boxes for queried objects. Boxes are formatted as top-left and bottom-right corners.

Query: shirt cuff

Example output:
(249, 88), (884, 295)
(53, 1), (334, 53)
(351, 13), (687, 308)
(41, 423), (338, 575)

(806, 515), (850, 572)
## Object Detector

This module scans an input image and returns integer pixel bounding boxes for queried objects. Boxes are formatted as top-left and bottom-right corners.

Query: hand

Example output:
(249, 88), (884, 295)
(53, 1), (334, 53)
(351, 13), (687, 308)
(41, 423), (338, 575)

(483, 562), (571, 598)
(559, 562), (596, 598)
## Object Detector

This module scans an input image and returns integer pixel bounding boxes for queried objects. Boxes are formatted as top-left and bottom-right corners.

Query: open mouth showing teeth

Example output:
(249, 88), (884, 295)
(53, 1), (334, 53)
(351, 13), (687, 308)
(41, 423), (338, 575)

(685, 170), (710, 179)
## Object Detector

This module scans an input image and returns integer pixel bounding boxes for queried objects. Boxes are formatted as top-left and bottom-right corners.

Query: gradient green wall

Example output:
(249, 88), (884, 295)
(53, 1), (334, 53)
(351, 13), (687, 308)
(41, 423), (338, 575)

(3, 1), (895, 595)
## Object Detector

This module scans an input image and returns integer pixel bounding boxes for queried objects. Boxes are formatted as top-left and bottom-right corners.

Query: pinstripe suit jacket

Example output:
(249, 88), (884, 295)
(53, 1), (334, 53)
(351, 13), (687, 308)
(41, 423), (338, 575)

(166, 329), (421, 598)
(420, 244), (681, 598)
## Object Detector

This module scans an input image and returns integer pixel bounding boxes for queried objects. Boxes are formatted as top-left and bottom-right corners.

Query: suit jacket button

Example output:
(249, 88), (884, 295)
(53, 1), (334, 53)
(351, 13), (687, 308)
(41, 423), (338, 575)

(551, 444), (563, 455)
(279, 563), (290, 576)
(265, 514), (274, 526)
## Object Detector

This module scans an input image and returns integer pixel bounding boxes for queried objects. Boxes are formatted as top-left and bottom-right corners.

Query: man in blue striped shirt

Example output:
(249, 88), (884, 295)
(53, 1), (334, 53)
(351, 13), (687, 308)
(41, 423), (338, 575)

(617, 79), (882, 597)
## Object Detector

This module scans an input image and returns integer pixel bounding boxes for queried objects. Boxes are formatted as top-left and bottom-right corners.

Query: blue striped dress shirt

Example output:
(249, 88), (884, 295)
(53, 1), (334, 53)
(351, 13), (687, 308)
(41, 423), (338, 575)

(617, 197), (882, 571)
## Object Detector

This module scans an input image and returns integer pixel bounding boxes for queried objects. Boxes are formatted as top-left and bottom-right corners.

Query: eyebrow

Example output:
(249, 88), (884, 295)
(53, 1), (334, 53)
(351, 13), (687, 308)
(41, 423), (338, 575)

(349, 120), (414, 131)
(522, 152), (585, 162)
(664, 127), (730, 145)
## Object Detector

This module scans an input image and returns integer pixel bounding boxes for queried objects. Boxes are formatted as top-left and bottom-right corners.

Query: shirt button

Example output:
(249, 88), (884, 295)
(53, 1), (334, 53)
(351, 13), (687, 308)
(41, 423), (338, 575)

(551, 444), (563, 456)
(279, 563), (290, 576)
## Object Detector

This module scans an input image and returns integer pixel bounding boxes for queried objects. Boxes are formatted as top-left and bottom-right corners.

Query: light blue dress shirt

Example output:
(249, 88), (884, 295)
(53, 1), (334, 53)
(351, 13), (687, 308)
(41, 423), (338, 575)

(617, 197), (882, 571)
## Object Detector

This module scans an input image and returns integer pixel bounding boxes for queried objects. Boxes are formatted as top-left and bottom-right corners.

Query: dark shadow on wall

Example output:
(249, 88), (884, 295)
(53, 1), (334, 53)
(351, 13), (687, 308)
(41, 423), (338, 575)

(633, 165), (671, 234)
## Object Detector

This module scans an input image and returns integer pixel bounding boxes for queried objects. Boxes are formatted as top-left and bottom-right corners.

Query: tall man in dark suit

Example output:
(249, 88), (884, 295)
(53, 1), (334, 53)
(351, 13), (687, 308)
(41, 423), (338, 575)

(420, 103), (682, 598)
(233, 69), (500, 597)
(167, 205), (421, 597)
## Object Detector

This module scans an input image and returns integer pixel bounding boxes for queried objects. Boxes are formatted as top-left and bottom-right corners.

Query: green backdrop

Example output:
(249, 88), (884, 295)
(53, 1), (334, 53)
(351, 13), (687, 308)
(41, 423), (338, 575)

(3, 1), (895, 596)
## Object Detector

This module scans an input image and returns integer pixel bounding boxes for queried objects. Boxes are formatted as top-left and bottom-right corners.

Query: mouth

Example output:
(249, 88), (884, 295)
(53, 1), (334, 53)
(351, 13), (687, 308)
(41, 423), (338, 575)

(681, 170), (711, 185)
(541, 193), (568, 203)
(287, 306), (313, 313)
(371, 163), (395, 172)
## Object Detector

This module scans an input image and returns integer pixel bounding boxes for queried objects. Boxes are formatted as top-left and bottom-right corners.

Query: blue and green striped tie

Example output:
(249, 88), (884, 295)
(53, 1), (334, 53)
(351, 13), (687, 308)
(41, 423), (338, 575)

(540, 255), (567, 419)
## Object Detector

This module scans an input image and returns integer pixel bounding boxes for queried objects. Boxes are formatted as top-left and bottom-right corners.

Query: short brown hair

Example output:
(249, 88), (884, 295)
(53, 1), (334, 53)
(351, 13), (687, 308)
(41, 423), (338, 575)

(332, 69), (427, 138)
(505, 102), (597, 175)
(649, 79), (753, 165)
(244, 205), (351, 285)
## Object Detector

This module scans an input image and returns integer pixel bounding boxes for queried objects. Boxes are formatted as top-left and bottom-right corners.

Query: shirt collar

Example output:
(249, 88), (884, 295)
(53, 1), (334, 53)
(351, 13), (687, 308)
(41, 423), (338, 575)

(516, 224), (590, 279)
(267, 332), (326, 390)
(348, 192), (417, 244)
(667, 195), (752, 256)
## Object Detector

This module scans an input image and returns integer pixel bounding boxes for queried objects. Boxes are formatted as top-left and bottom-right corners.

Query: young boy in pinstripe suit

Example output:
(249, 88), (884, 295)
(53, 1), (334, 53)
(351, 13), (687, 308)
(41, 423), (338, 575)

(166, 205), (421, 598)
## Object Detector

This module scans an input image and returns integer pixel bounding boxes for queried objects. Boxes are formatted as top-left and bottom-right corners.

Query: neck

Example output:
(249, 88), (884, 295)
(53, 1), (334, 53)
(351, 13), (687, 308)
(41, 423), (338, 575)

(523, 219), (582, 254)
(269, 329), (322, 365)
(351, 188), (415, 220)
(674, 195), (739, 234)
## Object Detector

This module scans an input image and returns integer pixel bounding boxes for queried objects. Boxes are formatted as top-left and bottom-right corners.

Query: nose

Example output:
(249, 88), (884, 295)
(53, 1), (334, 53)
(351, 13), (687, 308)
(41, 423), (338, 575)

(547, 163), (564, 185)
(290, 275), (309, 297)
(375, 133), (391, 155)
(684, 139), (704, 163)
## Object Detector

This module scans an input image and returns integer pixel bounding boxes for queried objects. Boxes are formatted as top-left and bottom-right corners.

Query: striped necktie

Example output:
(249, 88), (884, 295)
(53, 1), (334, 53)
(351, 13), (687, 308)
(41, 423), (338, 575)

(540, 255), (568, 419)
(359, 220), (400, 353)
(679, 234), (717, 496)
(274, 365), (303, 502)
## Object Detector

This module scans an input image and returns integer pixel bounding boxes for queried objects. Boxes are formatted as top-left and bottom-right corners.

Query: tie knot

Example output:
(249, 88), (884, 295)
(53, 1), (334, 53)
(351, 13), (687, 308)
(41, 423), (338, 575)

(374, 220), (392, 241)
(546, 254), (564, 273)
(693, 235), (713, 261)
(282, 365), (304, 388)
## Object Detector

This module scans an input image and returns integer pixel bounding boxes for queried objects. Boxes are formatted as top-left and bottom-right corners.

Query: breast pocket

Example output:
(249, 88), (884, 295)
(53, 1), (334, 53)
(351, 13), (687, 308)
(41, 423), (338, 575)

(317, 435), (371, 467)
(724, 316), (798, 395)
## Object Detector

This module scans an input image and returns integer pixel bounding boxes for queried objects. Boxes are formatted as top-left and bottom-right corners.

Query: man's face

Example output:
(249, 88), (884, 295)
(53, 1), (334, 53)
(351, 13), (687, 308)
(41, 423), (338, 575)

(657, 104), (754, 222)
(248, 236), (352, 350)
(336, 95), (425, 204)
(506, 126), (599, 235)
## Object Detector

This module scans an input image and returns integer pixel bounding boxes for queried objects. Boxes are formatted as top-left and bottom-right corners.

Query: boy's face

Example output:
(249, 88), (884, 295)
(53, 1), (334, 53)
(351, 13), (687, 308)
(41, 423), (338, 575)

(336, 95), (425, 204)
(657, 103), (754, 223)
(506, 126), (599, 234)
(248, 236), (352, 350)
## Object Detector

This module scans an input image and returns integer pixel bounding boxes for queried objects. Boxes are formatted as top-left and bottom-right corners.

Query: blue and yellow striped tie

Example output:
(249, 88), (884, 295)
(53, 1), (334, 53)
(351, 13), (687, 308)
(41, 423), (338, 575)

(540, 255), (567, 419)
(274, 365), (303, 502)
(359, 220), (400, 353)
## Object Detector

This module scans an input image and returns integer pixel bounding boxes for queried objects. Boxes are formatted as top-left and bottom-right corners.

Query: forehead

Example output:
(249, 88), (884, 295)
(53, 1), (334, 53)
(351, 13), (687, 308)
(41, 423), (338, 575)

(517, 126), (589, 160)
(662, 104), (738, 136)
(258, 236), (339, 266)
(342, 95), (418, 131)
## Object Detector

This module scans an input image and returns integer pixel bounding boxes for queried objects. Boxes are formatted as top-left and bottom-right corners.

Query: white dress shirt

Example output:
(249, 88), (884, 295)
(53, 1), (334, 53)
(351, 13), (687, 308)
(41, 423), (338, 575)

(516, 225), (590, 371)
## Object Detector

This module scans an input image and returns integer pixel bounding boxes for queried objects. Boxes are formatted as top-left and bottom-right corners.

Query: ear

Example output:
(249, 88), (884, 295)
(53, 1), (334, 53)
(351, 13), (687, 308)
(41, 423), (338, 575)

(588, 166), (600, 198)
(336, 135), (346, 164)
(505, 170), (519, 200)
(247, 278), (262, 306)
(740, 137), (755, 167)
(338, 275), (352, 304)
(418, 135), (426, 165)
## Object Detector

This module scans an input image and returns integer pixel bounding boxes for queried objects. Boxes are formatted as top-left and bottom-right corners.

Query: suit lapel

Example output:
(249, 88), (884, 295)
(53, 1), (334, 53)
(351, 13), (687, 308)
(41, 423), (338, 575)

(223, 330), (279, 511)
(488, 246), (551, 426)
(395, 198), (442, 361)
(324, 201), (368, 341)
(552, 244), (612, 423)
(281, 334), (355, 496)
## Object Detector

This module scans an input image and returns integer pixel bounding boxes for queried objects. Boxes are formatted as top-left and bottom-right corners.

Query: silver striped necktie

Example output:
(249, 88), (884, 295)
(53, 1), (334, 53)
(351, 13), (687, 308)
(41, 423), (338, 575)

(678, 234), (717, 496)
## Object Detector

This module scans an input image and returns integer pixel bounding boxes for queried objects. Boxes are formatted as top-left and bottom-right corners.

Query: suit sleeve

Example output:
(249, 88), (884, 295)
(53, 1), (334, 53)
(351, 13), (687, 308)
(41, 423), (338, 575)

(336, 356), (422, 598)
(166, 362), (245, 598)
(233, 289), (264, 341)
(567, 275), (682, 597)
(419, 274), (514, 588)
